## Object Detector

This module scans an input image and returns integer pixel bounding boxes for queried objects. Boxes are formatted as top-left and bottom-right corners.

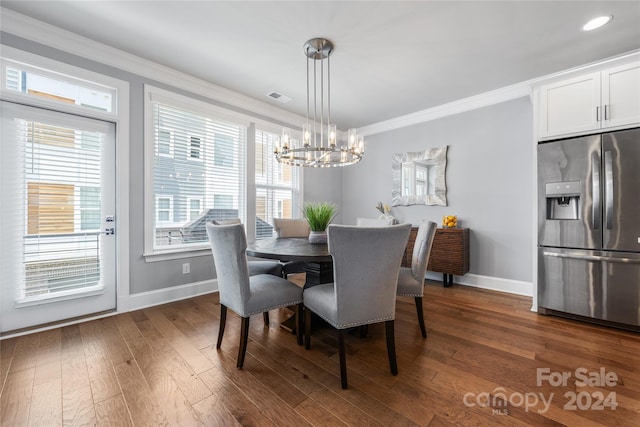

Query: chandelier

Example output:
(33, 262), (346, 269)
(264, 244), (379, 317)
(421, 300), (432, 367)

(275, 38), (364, 167)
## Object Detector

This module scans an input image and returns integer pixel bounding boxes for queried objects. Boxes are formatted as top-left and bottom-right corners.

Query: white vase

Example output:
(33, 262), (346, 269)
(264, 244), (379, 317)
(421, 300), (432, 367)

(308, 230), (327, 244)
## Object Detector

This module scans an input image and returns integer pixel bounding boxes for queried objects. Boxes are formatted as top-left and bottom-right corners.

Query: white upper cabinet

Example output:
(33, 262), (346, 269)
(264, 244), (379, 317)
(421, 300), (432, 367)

(602, 63), (640, 129)
(539, 62), (640, 139)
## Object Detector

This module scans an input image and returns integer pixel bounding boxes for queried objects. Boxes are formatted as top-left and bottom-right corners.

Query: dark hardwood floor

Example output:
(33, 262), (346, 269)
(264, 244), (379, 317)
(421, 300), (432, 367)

(1, 276), (639, 426)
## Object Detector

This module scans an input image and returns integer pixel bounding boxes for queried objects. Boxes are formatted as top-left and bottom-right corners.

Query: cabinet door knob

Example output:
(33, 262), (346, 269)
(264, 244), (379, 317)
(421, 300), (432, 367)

(596, 106), (600, 122)
(604, 104), (609, 121)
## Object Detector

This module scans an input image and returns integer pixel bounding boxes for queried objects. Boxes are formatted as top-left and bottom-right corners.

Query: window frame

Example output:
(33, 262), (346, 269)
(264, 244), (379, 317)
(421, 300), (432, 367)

(143, 85), (254, 260)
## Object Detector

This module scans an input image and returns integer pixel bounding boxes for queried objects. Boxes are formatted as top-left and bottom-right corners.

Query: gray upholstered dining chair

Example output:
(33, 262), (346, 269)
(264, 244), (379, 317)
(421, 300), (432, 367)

(206, 222), (304, 369)
(397, 221), (437, 338)
(356, 217), (394, 227)
(303, 223), (411, 389)
(213, 219), (283, 278)
(273, 218), (310, 278)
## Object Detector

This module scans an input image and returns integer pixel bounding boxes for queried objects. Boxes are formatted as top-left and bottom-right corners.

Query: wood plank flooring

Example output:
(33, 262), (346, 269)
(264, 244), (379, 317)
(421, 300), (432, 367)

(1, 277), (639, 426)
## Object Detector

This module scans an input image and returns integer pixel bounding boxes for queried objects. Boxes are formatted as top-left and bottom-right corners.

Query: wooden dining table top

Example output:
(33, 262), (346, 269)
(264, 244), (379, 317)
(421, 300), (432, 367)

(246, 237), (332, 263)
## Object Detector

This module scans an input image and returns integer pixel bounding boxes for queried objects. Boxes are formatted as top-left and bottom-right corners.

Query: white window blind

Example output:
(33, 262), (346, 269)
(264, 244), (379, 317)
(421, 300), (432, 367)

(255, 129), (301, 239)
(150, 98), (246, 250)
(1, 101), (112, 301)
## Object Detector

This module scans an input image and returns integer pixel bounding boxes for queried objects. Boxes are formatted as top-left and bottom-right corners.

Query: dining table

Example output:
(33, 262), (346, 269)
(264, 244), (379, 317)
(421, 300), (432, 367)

(246, 237), (333, 288)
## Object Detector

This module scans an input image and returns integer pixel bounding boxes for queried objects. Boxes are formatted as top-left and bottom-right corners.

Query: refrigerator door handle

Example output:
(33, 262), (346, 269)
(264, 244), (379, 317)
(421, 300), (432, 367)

(604, 150), (614, 230)
(591, 151), (601, 230)
(543, 251), (640, 264)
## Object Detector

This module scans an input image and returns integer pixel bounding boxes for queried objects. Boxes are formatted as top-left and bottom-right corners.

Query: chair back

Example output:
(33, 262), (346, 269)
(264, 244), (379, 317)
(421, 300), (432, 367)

(206, 223), (250, 313)
(212, 218), (241, 225)
(411, 221), (438, 282)
(356, 217), (394, 227)
(327, 223), (411, 326)
(273, 218), (310, 238)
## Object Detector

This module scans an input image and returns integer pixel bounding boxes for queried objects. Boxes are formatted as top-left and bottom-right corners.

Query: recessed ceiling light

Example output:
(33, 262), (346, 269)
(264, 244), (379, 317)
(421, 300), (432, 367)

(582, 15), (613, 31)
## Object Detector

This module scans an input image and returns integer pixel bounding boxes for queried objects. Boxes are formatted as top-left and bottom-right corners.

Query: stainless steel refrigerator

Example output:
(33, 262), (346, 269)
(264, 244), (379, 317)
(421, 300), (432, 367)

(537, 127), (640, 329)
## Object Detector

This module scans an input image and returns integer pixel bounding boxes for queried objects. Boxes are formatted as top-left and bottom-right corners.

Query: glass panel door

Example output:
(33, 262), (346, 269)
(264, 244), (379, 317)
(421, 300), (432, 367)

(1, 101), (116, 333)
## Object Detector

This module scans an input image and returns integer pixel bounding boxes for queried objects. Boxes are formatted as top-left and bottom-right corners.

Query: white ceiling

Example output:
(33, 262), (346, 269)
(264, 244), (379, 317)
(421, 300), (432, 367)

(3, 1), (640, 129)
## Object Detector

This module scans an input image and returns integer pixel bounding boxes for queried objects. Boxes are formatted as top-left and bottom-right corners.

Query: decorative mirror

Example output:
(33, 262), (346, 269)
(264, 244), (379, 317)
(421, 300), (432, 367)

(391, 146), (448, 206)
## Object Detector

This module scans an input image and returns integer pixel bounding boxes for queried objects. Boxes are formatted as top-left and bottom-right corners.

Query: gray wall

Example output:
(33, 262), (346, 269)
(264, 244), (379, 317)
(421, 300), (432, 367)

(342, 97), (534, 282)
(303, 167), (344, 223)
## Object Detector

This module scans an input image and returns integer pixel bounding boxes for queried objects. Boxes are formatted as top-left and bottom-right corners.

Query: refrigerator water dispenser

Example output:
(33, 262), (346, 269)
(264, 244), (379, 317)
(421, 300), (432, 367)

(545, 181), (581, 220)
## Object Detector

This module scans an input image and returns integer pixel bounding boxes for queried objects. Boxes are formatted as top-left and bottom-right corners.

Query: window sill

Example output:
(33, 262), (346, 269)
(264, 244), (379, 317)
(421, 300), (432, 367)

(143, 246), (211, 262)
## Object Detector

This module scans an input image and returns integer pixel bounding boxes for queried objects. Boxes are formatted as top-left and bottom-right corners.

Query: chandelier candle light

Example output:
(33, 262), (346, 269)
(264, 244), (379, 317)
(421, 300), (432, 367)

(275, 38), (364, 167)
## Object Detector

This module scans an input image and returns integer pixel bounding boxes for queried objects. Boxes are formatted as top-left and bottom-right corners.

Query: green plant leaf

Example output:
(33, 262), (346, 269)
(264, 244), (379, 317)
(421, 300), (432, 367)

(302, 202), (337, 231)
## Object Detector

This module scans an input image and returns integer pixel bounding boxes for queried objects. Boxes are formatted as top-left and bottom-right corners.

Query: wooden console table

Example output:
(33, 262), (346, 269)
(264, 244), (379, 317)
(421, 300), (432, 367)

(403, 227), (469, 287)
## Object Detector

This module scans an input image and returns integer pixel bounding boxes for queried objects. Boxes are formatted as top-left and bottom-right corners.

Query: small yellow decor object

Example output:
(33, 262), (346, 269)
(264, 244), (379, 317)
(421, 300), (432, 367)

(442, 215), (457, 228)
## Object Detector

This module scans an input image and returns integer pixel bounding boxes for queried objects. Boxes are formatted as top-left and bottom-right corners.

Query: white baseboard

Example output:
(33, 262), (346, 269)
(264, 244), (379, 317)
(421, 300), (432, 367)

(127, 279), (219, 311)
(426, 271), (533, 297)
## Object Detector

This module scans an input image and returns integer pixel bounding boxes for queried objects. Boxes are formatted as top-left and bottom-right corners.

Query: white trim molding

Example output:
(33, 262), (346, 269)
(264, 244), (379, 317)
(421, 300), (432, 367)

(426, 272), (533, 297)
(359, 83), (532, 137)
(128, 279), (218, 312)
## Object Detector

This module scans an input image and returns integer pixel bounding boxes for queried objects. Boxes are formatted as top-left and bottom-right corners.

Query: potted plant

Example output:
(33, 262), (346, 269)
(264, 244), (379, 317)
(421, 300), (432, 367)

(303, 201), (337, 244)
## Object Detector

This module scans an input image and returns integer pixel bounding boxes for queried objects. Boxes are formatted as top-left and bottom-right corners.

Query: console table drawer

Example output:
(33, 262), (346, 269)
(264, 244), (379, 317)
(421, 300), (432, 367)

(403, 227), (470, 287)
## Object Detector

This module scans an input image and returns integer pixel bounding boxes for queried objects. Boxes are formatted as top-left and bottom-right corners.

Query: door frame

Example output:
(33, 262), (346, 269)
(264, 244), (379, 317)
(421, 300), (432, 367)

(0, 47), (130, 337)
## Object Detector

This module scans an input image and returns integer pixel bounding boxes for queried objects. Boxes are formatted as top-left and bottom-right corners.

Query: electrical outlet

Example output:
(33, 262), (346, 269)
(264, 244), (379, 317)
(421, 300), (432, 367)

(182, 262), (190, 274)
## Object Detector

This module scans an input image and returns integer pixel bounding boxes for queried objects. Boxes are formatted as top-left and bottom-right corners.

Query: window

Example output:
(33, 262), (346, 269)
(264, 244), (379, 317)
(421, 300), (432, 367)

(157, 128), (174, 157)
(145, 86), (247, 253)
(255, 129), (301, 239)
(156, 196), (173, 223)
(4, 60), (116, 113)
(187, 197), (202, 221)
(188, 135), (202, 161)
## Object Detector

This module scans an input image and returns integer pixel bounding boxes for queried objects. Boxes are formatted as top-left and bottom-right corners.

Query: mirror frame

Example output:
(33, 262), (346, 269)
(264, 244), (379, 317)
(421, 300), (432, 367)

(391, 145), (448, 206)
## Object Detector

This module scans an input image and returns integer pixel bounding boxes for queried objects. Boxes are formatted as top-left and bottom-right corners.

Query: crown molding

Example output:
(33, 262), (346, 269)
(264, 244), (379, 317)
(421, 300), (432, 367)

(358, 49), (640, 137)
(0, 7), (306, 128)
(358, 83), (532, 137)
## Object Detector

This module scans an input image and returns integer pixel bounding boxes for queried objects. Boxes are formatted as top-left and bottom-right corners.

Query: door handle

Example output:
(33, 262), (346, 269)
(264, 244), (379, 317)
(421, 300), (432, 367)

(591, 152), (600, 229)
(604, 104), (609, 121)
(596, 106), (600, 122)
(543, 251), (640, 264)
(604, 151), (613, 230)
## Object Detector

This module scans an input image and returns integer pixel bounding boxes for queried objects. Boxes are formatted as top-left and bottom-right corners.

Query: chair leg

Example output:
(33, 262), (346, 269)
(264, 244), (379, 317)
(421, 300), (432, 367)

(263, 311), (270, 326)
(338, 329), (348, 389)
(414, 296), (427, 338)
(237, 316), (250, 369)
(304, 307), (312, 349)
(385, 320), (398, 376)
(216, 304), (227, 349)
(359, 324), (368, 338)
(295, 303), (303, 346)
